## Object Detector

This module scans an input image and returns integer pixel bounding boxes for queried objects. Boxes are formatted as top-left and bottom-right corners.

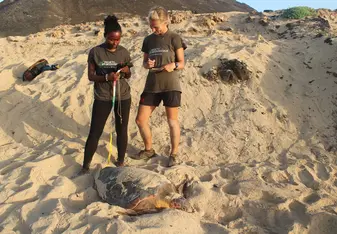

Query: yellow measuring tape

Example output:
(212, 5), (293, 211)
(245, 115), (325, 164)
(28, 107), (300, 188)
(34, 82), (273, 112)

(106, 132), (113, 165)
(106, 72), (120, 166)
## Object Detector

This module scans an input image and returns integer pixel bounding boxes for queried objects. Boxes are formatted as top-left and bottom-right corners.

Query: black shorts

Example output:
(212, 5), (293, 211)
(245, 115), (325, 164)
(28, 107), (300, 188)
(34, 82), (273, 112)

(139, 91), (181, 107)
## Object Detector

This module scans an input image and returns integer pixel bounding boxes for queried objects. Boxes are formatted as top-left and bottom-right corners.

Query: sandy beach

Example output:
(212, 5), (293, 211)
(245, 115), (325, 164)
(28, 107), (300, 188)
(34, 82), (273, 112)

(0, 10), (337, 233)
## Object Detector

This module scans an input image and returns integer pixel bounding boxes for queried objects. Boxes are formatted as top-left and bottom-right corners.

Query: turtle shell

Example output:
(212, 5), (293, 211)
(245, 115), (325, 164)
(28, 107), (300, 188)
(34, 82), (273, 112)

(95, 167), (178, 209)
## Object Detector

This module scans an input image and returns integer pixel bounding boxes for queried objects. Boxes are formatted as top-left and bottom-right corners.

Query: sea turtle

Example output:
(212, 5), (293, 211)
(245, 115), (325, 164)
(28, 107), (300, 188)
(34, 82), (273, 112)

(94, 167), (194, 215)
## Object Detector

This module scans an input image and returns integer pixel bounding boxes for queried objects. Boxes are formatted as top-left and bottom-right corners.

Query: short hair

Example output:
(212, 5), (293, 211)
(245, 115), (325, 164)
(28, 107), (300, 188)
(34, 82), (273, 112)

(148, 6), (169, 24)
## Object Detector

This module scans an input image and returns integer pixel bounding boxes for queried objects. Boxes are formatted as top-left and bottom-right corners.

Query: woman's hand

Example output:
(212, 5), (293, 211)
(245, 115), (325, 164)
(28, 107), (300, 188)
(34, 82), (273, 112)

(120, 66), (130, 73)
(107, 72), (120, 81)
(145, 58), (155, 69)
(162, 63), (175, 72)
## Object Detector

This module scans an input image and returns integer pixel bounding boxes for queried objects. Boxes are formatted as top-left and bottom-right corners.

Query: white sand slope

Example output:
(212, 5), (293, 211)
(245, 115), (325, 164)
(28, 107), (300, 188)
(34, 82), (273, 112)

(0, 11), (337, 233)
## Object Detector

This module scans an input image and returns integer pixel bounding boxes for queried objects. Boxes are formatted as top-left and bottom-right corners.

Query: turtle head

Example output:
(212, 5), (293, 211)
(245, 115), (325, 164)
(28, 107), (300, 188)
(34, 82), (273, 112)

(170, 197), (194, 213)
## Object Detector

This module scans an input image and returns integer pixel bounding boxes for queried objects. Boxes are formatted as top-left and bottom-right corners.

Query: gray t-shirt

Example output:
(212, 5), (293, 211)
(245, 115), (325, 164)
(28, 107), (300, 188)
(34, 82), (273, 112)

(88, 44), (131, 101)
(141, 30), (183, 93)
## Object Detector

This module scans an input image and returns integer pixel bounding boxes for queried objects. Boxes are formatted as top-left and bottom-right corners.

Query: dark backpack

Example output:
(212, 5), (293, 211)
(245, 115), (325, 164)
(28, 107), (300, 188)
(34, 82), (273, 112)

(22, 59), (49, 81)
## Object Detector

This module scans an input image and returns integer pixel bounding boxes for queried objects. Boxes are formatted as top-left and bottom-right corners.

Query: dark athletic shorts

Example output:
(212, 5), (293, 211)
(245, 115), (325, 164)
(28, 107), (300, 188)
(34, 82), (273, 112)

(139, 91), (181, 107)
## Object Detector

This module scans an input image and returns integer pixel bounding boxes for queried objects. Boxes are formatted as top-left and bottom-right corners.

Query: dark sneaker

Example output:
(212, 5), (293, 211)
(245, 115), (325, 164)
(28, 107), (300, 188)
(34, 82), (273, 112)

(167, 154), (178, 167)
(71, 167), (89, 178)
(132, 148), (156, 160)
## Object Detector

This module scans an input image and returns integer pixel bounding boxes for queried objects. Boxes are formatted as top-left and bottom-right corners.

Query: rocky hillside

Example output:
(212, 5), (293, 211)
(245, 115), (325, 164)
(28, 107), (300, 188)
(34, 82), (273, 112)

(0, 0), (254, 37)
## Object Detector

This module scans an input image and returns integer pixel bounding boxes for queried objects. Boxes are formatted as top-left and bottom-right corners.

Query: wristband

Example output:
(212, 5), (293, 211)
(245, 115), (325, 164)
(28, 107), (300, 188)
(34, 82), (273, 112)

(174, 62), (179, 70)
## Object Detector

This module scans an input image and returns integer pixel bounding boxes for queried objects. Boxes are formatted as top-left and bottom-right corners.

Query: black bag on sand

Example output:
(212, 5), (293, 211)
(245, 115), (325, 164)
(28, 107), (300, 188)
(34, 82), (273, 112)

(22, 59), (49, 81)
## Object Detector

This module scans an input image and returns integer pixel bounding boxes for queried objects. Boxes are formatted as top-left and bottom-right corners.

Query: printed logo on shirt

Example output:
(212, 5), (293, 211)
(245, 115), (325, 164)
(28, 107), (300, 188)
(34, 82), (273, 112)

(149, 48), (169, 56)
(99, 61), (118, 68)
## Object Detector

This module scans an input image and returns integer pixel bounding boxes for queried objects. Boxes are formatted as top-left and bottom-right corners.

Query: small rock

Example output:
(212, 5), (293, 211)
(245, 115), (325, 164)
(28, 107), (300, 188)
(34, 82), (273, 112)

(252, 108), (257, 112)
(250, 10), (259, 15)
(50, 30), (65, 38)
(7, 36), (19, 42)
(303, 62), (313, 69)
(188, 27), (198, 34)
(285, 23), (294, 30)
(93, 29), (100, 35)
(203, 18), (216, 28)
(245, 16), (254, 23)
(122, 22), (131, 28)
(259, 18), (269, 26)
(309, 80), (315, 84)
(221, 27), (233, 32)
(324, 37), (333, 45)
(170, 12), (189, 24)
(211, 14), (227, 23)
(314, 33), (324, 38)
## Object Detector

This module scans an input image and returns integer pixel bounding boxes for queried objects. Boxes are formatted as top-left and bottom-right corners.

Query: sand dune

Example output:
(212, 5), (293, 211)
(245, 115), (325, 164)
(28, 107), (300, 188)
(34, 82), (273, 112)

(0, 11), (337, 233)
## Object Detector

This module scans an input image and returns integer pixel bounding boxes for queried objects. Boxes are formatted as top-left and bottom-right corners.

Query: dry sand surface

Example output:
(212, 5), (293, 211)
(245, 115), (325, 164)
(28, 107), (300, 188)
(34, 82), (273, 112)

(1, 11), (337, 233)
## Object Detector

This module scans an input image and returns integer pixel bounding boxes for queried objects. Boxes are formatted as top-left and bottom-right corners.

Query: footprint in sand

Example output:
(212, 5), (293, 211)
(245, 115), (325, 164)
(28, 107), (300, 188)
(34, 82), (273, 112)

(301, 192), (321, 204)
(308, 213), (337, 234)
(15, 167), (32, 184)
(199, 174), (213, 182)
(218, 206), (243, 225)
(315, 163), (330, 181)
(243, 201), (294, 232)
(228, 164), (246, 174)
(261, 191), (286, 204)
(260, 171), (275, 183)
(297, 167), (319, 189)
(333, 179), (337, 187)
(222, 180), (240, 195)
(288, 200), (310, 226)
(0, 161), (25, 175)
(220, 168), (235, 180)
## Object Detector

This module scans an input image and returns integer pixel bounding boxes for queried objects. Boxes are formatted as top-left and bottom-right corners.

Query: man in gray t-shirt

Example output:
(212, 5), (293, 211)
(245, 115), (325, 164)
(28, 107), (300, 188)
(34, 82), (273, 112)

(134, 6), (185, 168)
